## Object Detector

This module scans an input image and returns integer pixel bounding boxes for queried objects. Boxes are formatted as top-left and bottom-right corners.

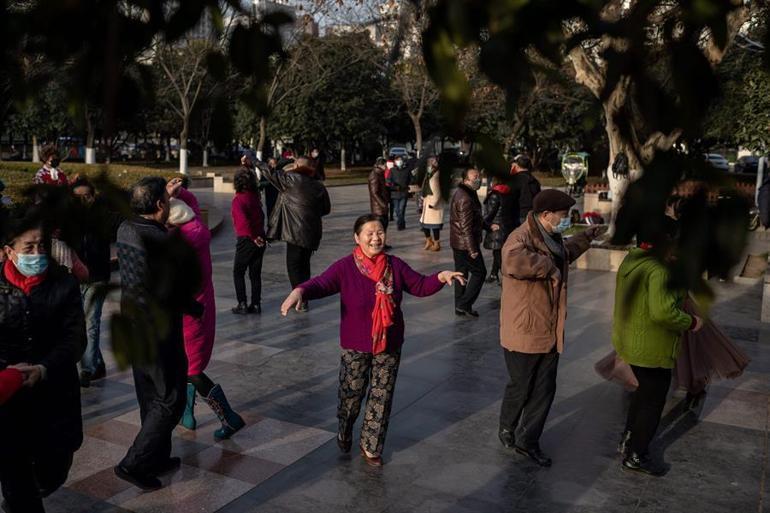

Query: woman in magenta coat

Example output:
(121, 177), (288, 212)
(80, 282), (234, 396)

(167, 185), (245, 441)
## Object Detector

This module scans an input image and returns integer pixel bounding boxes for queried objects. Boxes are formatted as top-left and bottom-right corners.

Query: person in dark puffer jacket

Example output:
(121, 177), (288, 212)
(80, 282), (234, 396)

(0, 209), (86, 513)
(483, 177), (518, 284)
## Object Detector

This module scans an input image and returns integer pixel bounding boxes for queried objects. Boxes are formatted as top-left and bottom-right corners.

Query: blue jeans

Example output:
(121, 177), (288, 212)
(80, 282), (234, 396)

(392, 197), (408, 229)
(80, 282), (106, 374)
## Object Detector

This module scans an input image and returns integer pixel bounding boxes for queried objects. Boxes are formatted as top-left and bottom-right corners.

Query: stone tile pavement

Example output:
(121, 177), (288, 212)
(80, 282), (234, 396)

(37, 184), (769, 513)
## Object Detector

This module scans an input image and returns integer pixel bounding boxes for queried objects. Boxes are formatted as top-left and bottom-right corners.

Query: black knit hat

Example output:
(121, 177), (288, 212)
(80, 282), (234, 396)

(532, 189), (576, 213)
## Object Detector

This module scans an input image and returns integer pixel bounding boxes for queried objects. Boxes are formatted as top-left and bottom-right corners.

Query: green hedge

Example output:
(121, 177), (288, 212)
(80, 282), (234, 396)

(1, 162), (182, 203)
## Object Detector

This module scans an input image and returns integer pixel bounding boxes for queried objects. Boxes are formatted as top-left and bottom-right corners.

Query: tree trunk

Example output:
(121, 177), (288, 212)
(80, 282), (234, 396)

(31, 135), (40, 163)
(179, 121), (189, 175)
(85, 105), (96, 164)
(202, 145), (209, 167)
(22, 134), (27, 160)
(409, 113), (423, 158)
(165, 136), (171, 162)
(340, 145), (346, 173)
(257, 116), (267, 161)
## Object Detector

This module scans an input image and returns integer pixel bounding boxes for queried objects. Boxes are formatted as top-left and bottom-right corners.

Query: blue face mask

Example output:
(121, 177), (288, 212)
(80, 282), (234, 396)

(553, 217), (571, 234)
(14, 254), (48, 277)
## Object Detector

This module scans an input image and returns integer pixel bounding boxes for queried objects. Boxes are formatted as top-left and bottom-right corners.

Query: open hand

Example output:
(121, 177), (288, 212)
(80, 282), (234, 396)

(438, 271), (466, 286)
(166, 177), (183, 198)
(584, 225), (608, 239)
(281, 289), (304, 316)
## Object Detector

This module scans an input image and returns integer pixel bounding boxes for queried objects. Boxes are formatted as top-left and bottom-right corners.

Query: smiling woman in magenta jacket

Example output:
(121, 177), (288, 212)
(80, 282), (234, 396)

(281, 214), (463, 466)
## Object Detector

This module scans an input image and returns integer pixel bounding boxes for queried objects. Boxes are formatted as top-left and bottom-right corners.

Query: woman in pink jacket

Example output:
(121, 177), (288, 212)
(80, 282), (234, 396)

(167, 185), (245, 441)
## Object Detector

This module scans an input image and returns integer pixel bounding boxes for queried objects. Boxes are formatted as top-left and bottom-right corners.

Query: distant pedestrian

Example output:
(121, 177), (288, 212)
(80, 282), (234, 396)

(263, 156), (331, 312)
(230, 168), (266, 314)
(33, 145), (68, 186)
(368, 157), (391, 231)
(71, 177), (123, 387)
(450, 168), (493, 317)
(310, 147), (326, 181)
(167, 194), (246, 441)
(509, 154), (541, 223)
(498, 190), (604, 467)
(483, 177), (517, 284)
(419, 156), (444, 251)
(280, 214), (464, 466)
(263, 157), (280, 225)
(389, 156), (411, 231)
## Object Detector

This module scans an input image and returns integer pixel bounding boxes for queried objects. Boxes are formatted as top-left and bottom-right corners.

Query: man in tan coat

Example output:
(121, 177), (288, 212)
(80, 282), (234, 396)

(498, 189), (605, 467)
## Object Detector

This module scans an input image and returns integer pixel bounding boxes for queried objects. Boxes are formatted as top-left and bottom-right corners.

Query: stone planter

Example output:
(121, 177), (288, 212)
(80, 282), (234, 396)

(574, 245), (631, 272)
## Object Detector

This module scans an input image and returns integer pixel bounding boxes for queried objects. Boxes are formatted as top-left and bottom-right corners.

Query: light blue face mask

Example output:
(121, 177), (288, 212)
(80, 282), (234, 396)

(552, 217), (572, 234)
(14, 254), (49, 277)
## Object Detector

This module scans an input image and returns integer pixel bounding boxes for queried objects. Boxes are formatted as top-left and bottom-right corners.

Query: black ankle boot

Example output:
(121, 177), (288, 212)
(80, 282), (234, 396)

(247, 303), (261, 314)
(622, 452), (665, 476)
(231, 302), (249, 315)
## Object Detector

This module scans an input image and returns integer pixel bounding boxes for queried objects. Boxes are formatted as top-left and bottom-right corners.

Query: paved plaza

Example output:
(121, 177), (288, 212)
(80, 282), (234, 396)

(43, 185), (769, 513)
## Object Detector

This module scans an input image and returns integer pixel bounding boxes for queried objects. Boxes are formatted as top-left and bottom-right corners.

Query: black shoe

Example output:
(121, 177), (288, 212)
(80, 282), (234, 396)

(498, 428), (515, 449)
(232, 302), (249, 315)
(337, 434), (352, 454)
(622, 452), (665, 476)
(455, 308), (479, 318)
(685, 390), (706, 410)
(397, 225), (405, 231)
(153, 457), (181, 476)
(514, 445), (552, 467)
(618, 430), (631, 456)
(485, 274), (499, 284)
(114, 465), (163, 491)
(79, 371), (92, 388)
(247, 303), (261, 314)
(92, 363), (107, 381)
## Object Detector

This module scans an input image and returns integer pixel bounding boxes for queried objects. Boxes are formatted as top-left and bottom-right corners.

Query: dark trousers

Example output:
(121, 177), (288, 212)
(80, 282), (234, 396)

(491, 249), (502, 276)
(499, 348), (559, 449)
(286, 242), (313, 289)
(626, 365), (671, 455)
(265, 186), (278, 228)
(337, 349), (401, 457)
(120, 338), (187, 475)
(378, 214), (389, 232)
(453, 249), (486, 311)
(0, 448), (73, 513)
(422, 228), (440, 240)
(392, 197), (407, 229)
(233, 237), (265, 305)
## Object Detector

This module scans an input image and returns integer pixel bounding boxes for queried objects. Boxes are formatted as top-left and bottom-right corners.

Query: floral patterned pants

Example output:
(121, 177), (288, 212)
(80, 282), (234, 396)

(337, 349), (402, 457)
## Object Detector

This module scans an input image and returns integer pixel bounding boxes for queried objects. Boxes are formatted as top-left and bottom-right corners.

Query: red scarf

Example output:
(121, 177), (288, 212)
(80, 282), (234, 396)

(492, 184), (511, 194)
(353, 246), (395, 354)
(3, 260), (47, 295)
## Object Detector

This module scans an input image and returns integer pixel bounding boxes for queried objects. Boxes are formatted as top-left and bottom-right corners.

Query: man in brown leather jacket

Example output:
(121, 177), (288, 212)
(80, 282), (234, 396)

(450, 168), (496, 317)
(368, 157), (390, 232)
(497, 189), (605, 467)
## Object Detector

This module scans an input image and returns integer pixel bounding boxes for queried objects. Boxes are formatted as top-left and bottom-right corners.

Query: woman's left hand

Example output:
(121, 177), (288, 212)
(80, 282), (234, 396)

(438, 271), (466, 286)
(9, 363), (43, 387)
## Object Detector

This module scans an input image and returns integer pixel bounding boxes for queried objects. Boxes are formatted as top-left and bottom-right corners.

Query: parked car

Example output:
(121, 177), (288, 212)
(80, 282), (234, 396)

(734, 155), (760, 174)
(388, 146), (409, 158)
(704, 153), (730, 172)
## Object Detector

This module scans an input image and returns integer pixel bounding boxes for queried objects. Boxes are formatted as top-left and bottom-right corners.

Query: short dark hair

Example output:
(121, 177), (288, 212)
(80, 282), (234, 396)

(130, 177), (167, 215)
(514, 154), (532, 171)
(234, 168), (257, 193)
(180, 175), (191, 189)
(353, 214), (383, 235)
(70, 177), (95, 194)
(461, 167), (478, 181)
(375, 157), (387, 167)
(41, 144), (59, 162)
(2, 207), (45, 247)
